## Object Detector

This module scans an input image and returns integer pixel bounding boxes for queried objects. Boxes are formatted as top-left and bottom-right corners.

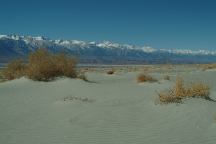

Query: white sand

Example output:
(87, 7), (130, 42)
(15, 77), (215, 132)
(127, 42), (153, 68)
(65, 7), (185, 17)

(0, 68), (216, 144)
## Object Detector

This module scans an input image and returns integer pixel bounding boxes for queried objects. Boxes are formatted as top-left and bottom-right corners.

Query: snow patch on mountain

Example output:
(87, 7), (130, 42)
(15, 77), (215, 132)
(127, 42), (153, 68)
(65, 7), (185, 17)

(141, 46), (156, 53)
(0, 34), (215, 56)
(0, 35), (9, 39)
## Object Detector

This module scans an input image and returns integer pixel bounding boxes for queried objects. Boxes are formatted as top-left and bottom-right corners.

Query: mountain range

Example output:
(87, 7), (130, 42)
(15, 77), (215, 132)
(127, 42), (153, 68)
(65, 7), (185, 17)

(0, 34), (216, 64)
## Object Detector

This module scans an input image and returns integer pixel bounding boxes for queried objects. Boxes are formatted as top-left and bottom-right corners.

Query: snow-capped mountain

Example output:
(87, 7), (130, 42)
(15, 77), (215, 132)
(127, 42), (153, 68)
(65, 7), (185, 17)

(0, 34), (216, 64)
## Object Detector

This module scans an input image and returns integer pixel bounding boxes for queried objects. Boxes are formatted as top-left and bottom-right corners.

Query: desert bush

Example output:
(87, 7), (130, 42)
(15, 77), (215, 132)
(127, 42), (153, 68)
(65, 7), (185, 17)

(2, 59), (26, 80)
(26, 49), (77, 81)
(185, 83), (210, 98)
(137, 73), (157, 83)
(158, 91), (182, 103)
(164, 75), (170, 80)
(54, 53), (77, 78)
(107, 70), (114, 75)
(0, 70), (6, 82)
(1, 49), (78, 81)
(200, 64), (216, 71)
(0, 71), (3, 79)
(158, 77), (210, 104)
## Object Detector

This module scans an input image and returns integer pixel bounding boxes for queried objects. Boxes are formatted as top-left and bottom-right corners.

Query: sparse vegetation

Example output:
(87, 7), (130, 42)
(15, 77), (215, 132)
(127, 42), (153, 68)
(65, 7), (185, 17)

(2, 59), (26, 80)
(0, 70), (5, 82)
(2, 49), (77, 81)
(27, 49), (77, 81)
(107, 70), (114, 75)
(158, 77), (211, 104)
(199, 63), (216, 71)
(164, 75), (170, 80)
(137, 73), (157, 83)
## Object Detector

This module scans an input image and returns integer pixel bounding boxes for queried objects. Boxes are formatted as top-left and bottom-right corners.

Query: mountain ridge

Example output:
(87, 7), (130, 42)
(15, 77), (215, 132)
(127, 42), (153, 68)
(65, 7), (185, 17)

(0, 34), (216, 64)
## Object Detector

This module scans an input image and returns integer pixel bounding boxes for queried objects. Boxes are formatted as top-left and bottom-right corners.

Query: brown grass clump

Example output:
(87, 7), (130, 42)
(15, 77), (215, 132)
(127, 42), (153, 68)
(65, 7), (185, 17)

(186, 83), (210, 99)
(26, 49), (77, 81)
(0, 71), (3, 80)
(1, 49), (78, 82)
(164, 75), (170, 80)
(0, 70), (7, 82)
(137, 73), (157, 83)
(2, 59), (26, 80)
(107, 70), (114, 75)
(158, 77), (211, 104)
(199, 64), (216, 71)
(158, 91), (182, 103)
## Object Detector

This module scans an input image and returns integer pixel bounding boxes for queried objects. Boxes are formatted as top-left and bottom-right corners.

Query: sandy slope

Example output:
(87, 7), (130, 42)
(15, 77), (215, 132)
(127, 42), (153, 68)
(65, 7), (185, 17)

(0, 69), (216, 144)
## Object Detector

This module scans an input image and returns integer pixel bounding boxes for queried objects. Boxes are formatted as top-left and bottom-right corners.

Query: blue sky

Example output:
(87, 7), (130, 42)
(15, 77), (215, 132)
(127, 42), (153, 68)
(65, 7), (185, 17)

(0, 0), (215, 50)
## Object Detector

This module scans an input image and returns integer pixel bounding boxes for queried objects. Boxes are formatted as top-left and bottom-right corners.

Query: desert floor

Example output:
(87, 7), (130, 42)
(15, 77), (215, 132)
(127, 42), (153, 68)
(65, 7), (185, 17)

(0, 65), (216, 144)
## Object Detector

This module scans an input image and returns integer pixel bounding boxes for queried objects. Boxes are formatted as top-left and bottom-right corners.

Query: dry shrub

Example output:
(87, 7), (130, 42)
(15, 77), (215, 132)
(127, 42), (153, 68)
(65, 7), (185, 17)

(107, 70), (114, 75)
(2, 59), (26, 80)
(200, 64), (216, 71)
(142, 66), (155, 73)
(1, 49), (77, 81)
(158, 91), (182, 103)
(158, 77), (210, 104)
(164, 75), (170, 80)
(163, 64), (173, 69)
(26, 49), (77, 81)
(54, 53), (77, 78)
(0, 71), (3, 80)
(137, 73), (157, 83)
(186, 83), (210, 98)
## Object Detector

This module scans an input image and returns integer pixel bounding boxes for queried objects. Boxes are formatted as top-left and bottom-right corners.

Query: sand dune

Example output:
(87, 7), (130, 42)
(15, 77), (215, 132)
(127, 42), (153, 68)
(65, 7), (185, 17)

(0, 66), (216, 144)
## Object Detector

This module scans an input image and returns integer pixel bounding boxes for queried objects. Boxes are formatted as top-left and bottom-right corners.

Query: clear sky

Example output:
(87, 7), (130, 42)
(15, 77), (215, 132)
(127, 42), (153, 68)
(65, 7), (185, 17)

(0, 0), (215, 50)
